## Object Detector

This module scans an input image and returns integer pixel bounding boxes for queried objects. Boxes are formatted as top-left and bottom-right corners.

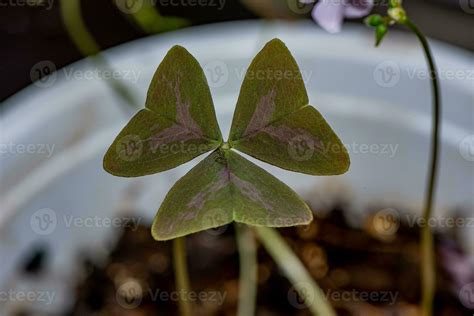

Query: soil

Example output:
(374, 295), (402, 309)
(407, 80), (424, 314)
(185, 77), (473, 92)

(69, 204), (473, 316)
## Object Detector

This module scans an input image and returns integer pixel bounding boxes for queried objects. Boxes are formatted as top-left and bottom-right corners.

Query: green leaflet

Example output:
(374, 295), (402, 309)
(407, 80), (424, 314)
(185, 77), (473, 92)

(104, 39), (350, 240)
(229, 39), (350, 175)
(152, 148), (312, 240)
(103, 46), (222, 177)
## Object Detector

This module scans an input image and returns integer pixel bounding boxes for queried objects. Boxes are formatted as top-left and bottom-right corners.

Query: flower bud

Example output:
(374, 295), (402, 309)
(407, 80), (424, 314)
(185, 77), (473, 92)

(388, 7), (407, 23)
(365, 14), (383, 27)
(375, 24), (388, 46)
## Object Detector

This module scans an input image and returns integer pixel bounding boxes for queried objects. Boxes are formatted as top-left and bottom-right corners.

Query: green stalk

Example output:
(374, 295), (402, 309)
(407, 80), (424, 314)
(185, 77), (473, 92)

(173, 237), (192, 316)
(254, 227), (335, 316)
(235, 223), (258, 316)
(403, 19), (440, 316)
(125, 0), (188, 34)
(59, 0), (137, 109)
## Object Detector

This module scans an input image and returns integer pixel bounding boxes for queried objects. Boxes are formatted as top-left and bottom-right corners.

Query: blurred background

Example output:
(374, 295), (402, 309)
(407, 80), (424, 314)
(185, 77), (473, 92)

(1, 0), (473, 315)
(1, 0), (473, 101)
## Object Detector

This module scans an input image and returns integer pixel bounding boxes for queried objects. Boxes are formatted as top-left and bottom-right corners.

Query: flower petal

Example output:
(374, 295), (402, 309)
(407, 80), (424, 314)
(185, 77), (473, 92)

(344, 0), (373, 18)
(312, 0), (345, 33)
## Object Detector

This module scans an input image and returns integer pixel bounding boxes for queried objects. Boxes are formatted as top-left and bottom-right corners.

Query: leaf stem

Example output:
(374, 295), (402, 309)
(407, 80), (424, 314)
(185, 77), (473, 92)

(173, 237), (192, 316)
(235, 223), (258, 316)
(403, 19), (440, 316)
(254, 227), (336, 316)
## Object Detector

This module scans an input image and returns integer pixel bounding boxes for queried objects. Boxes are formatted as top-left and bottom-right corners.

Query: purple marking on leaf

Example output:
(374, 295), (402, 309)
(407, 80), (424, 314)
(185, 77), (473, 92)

(182, 210), (198, 221)
(230, 174), (274, 212)
(186, 168), (229, 211)
(148, 77), (204, 150)
(243, 88), (325, 156)
(243, 88), (276, 137)
(173, 77), (203, 137)
(265, 125), (302, 143)
(149, 125), (194, 151)
(185, 164), (274, 215)
(265, 125), (325, 155)
(159, 217), (175, 235)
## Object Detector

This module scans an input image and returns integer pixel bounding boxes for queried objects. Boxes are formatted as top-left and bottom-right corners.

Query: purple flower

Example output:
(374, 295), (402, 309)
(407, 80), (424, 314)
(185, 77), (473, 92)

(303, 0), (374, 33)
(439, 239), (474, 292)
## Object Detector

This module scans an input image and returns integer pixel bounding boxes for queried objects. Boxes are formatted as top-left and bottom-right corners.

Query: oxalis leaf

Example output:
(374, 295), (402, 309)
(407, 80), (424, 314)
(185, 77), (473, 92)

(152, 148), (312, 240)
(103, 39), (350, 240)
(229, 39), (350, 175)
(103, 45), (222, 177)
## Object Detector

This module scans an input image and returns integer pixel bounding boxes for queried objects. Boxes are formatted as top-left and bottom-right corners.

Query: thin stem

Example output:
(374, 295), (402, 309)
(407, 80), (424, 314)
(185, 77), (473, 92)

(235, 223), (258, 316)
(254, 227), (336, 316)
(404, 19), (440, 316)
(124, 0), (188, 34)
(60, 0), (138, 110)
(172, 237), (192, 316)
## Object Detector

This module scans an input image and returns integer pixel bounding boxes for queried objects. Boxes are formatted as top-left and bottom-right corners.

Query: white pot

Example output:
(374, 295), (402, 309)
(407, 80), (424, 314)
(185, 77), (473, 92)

(0, 21), (472, 314)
